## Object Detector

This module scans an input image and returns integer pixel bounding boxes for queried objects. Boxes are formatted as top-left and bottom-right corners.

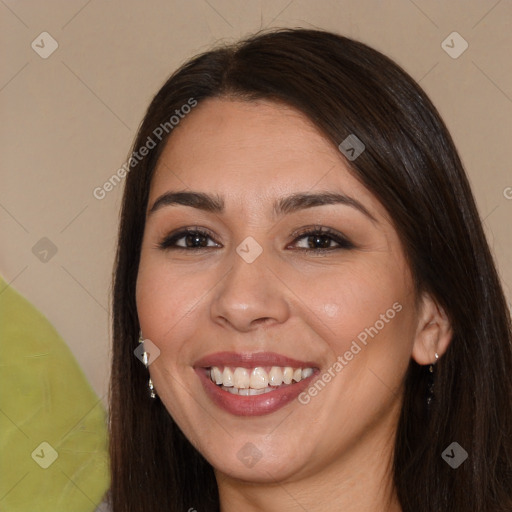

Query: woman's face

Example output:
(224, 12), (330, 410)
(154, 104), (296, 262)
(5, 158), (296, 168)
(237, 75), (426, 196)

(136, 98), (423, 484)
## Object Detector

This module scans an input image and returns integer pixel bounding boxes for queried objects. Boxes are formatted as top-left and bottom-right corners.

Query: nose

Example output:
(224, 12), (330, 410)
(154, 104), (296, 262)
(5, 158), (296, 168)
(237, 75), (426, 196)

(210, 248), (290, 332)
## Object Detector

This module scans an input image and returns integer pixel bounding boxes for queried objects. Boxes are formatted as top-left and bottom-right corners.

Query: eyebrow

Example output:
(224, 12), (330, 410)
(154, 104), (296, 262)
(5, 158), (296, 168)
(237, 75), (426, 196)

(148, 190), (378, 223)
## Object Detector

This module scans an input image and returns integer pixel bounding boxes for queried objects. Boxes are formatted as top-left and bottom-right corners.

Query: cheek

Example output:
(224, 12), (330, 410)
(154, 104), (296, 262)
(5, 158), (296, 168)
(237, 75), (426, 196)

(301, 259), (415, 374)
(135, 256), (201, 347)
(308, 263), (401, 331)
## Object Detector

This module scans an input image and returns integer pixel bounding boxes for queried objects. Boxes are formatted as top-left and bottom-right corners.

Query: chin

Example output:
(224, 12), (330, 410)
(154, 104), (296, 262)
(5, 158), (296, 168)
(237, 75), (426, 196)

(195, 431), (313, 484)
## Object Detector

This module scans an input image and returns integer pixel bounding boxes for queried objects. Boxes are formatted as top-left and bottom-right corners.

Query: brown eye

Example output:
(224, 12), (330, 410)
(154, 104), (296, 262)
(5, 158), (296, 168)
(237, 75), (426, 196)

(290, 226), (354, 253)
(158, 228), (220, 250)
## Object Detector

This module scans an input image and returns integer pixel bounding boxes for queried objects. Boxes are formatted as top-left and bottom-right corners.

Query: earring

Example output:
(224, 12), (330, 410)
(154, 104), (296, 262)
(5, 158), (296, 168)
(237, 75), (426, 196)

(426, 352), (439, 407)
(139, 330), (156, 399)
(148, 378), (156, 399)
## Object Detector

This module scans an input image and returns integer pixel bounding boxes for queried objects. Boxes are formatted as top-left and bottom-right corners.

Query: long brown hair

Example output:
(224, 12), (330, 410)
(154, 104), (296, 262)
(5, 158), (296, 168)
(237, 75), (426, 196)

(108, 28), (512, 511)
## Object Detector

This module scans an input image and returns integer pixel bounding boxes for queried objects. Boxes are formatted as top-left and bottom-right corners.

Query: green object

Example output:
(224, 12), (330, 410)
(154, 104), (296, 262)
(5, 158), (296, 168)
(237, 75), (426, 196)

(0, 274), (110, 511)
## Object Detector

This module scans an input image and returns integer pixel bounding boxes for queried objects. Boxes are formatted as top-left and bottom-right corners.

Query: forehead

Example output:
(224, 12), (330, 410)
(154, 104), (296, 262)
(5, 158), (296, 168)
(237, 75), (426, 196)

(149, 98), (387, 222)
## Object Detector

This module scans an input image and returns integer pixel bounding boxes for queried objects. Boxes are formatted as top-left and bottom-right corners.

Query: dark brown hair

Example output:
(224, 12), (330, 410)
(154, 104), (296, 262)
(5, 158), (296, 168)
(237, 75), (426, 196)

(108, 28), (512, 511)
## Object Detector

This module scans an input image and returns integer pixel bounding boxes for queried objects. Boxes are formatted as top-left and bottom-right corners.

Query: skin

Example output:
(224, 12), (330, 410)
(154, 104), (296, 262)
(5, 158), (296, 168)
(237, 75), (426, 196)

(136, 98), (452, 511)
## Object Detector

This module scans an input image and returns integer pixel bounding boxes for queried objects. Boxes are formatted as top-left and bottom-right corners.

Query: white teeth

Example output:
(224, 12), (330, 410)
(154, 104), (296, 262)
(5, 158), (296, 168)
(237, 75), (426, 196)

(247, 387), (267, 395)
(209, 365), (315, 392)
(269, 366), (283, 386)
(222, 367), (234, 387)
(250, 367), (269, 389)
(283, 367), (293, 384)
(220, 385), (274, 395)
(212, 366), (223, 385)
(233, 367), (250, 388)
(302, 367), (314, 379)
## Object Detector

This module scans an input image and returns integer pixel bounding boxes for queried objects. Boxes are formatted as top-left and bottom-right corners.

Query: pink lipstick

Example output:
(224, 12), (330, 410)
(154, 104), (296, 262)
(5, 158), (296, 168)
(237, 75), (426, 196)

(194, 351), (319, 416)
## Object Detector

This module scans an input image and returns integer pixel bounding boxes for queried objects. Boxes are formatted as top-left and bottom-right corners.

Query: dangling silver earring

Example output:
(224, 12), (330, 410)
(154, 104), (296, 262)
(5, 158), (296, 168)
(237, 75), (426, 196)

(426, 352), (439, 407)
(148, 377), (155, 399)
(139, 330), (156, 399)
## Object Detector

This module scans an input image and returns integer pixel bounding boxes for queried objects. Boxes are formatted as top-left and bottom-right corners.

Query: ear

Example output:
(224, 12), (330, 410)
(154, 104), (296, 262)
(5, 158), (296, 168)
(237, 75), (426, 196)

(411, 292), (453, 365)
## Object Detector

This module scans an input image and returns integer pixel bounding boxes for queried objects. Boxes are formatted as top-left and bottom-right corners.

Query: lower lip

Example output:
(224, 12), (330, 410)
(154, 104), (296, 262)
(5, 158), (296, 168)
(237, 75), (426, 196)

(195, 368), (317, 416)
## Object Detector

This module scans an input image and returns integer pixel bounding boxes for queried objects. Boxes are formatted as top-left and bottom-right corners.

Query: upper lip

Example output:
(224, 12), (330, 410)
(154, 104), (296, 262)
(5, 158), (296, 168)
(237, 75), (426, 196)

(194, 351), (319, 369)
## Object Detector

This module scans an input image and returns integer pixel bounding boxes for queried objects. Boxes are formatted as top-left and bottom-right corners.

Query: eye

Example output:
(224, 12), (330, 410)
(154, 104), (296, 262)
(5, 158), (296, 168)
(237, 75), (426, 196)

(289, 225), (355, 253)
(157, 225), (354, 253)
(157, 227), (220, 250)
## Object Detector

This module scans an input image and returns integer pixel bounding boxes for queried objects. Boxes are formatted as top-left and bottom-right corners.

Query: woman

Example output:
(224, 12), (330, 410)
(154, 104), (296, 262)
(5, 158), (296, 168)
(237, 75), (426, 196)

(108, 28), (512, 511)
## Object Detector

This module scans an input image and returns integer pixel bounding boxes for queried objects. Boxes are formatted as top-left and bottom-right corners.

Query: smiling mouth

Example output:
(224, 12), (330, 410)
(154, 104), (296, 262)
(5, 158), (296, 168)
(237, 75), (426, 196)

(207, 365), (315, 395)
(193, 351), (320, 415)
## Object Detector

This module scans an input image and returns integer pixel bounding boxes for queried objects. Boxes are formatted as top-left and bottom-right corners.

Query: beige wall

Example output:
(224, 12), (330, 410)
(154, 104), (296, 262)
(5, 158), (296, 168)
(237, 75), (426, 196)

(1, 0), (511, 403)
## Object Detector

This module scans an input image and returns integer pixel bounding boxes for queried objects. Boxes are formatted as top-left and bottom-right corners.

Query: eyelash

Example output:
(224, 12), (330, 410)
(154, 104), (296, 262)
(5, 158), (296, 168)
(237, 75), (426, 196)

(157, 225), (355, 254)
